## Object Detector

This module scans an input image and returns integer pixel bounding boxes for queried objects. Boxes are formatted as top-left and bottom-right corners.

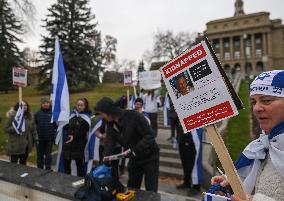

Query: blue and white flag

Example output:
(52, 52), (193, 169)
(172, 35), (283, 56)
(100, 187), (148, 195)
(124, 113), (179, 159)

(163, 92), (171, 126)
(12, 101), (26, 135)
(128, 95), (137, 110)
(192, 128), (204, 185)
(50, 36), (70, 145)
(203, 193), (231, 201)
(85, 119), (103, 173)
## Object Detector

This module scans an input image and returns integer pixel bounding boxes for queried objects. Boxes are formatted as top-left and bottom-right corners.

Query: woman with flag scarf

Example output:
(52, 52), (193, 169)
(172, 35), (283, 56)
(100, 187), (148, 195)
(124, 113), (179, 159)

(63, 98), (92, 177)
(5, 101), (38, 165)
(211, 70), (284, 201)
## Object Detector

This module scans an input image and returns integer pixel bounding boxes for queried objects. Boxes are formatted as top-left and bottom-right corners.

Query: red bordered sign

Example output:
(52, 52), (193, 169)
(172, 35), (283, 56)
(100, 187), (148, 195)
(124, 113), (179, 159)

(13, 67), (28, 87)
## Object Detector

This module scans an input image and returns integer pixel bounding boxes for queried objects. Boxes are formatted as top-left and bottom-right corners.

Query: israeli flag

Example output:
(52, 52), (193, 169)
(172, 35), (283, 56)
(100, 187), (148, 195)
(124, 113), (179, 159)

(85, 119), (103, 173)
(163, 92), (171, 126)
(50, 36), (70, 145)
(128, 95), (137, 110)
(203, 193), (231, 201)
(12, 101), (26, 135)
(192, 128), (204, 185)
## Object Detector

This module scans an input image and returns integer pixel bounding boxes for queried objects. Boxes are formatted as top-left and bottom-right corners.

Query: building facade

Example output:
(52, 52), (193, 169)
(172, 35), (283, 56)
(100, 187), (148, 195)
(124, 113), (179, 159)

(204, 4), (284, 75)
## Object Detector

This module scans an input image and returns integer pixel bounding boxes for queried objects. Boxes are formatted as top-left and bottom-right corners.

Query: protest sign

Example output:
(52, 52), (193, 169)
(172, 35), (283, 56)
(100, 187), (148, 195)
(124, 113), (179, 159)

(13, 67), (28, 87)
(139, 70), (161, 90)
(124, 71), (133, 86)
(160, 38), (246, 199)
(160, 40), (239, 132)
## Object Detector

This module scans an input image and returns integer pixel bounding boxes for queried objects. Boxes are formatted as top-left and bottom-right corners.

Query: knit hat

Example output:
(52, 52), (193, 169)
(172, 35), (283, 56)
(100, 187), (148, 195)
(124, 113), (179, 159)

(40, 97), (50, 104)
(95, 97), (122, 115)
(250, 70), (284, 97)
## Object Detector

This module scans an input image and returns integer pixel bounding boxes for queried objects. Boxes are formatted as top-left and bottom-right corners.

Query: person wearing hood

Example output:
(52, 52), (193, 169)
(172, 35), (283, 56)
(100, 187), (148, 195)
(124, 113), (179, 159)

(95, 97), (160, 192)
(34, 97), (56, 170)
(211, 70), (284, 201)
(63, 98), (92, 177)
(5, 100), (38, 165)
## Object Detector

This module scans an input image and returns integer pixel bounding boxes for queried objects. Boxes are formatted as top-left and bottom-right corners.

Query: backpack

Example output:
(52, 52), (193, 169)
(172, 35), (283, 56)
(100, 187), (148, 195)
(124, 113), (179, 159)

(74, 165), (125, 201)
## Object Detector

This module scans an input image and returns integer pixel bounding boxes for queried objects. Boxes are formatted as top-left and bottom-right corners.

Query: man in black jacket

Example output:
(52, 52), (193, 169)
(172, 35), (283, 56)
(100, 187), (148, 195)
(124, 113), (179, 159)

(95, 97), (160, 192)
(35, 97), (56, 170)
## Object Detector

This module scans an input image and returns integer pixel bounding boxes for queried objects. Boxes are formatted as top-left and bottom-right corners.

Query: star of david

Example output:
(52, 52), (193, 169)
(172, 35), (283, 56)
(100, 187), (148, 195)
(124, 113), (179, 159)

(255, 72), (271, 81)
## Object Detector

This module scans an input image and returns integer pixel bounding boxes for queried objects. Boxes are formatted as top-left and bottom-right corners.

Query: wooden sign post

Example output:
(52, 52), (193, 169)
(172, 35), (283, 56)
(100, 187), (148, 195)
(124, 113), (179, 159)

(206, 125), (246, 199)
(160, 38), (246, 199)
(124, 71), (133, 110)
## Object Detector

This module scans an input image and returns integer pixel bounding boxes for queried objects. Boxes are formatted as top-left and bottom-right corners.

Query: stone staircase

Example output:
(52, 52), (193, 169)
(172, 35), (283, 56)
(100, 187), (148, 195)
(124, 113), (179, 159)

(157, 128), (184, 180)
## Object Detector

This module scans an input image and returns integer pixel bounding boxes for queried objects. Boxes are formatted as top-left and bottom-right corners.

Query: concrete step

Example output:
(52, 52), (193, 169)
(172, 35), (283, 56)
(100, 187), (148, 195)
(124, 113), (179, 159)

(159, 166), (183, 179)
(159, 156), (182, 169)
(158, 142), (175, 150)
(159, 148), (180, 158)
(158, 125), (171, 130)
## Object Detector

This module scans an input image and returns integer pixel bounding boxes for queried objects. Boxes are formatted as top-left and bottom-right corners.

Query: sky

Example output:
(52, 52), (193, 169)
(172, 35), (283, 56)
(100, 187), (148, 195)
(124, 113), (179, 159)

(20, 0), (284, 64)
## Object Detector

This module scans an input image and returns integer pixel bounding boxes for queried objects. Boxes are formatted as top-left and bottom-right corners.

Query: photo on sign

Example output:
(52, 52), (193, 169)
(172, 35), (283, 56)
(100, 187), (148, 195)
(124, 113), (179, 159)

(189, 59), (212, 82)
(169, 71), (194, 99)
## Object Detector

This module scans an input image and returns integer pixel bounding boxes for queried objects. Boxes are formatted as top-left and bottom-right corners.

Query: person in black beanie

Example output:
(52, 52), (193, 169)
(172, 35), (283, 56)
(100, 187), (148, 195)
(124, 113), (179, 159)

(35, 97), (56, 170)
(95, 97), (160, 192)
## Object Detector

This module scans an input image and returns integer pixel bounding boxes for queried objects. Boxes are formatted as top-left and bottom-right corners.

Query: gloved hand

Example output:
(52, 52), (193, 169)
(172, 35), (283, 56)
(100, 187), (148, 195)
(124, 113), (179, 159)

(125, 149), (136, 159)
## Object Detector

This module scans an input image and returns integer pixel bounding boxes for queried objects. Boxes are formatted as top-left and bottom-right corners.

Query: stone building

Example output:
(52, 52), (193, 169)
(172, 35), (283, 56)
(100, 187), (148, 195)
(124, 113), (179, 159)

(204, 0), (284, 75)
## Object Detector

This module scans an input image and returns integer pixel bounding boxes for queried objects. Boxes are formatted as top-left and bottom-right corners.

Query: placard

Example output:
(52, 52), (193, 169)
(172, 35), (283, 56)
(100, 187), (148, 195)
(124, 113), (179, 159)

(139, 70), (161, 90)
(124, 71), (132, 86)
(13, 67), (28, 87)
(160, 40), (239, 132)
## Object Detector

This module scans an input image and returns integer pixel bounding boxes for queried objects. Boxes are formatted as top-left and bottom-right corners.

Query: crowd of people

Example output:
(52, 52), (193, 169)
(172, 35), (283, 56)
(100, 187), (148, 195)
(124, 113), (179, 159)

(1, 69), (283, 200)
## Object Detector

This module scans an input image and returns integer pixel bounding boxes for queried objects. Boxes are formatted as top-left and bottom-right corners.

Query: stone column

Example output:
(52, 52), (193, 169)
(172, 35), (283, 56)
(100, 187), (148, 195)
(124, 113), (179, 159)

(230, 37), (234, 60)
(240, 35), (245, 73)
(220, 38), (223, 61)
(262, 32), (267, 56)
(251, 33), (255, 59)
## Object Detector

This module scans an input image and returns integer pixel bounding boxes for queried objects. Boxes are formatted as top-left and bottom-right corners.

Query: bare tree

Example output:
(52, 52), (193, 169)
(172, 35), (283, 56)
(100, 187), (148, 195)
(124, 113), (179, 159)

(144, 30), (197, 64)
(10, 0), (35, 32)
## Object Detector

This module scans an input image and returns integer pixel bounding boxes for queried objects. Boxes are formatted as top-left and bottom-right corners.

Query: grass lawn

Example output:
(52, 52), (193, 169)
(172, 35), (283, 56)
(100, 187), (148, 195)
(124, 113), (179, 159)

(223, 80), (252, 162)
(0, 83), (126, 162)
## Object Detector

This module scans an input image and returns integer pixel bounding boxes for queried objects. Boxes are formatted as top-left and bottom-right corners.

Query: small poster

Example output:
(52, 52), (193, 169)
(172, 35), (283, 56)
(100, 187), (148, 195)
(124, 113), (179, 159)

(160, 40), (239, 132)
(13, 67), (28, 87)
(139, 70), (161, 90)
(124, 71), (132, 86)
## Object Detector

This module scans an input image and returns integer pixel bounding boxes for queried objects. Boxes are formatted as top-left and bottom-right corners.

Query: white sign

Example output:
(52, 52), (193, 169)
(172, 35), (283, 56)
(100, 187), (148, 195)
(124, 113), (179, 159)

(160, 40), (238, 132)
(124, 71), (132, 86)
(13, 67), (28, 87)
(139, 70), (161, 90)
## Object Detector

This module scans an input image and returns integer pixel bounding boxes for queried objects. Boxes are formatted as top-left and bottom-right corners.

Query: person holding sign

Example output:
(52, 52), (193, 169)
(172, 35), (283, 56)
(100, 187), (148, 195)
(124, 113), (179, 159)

(211, 70), (284, 201)
(5, 101), (38, 165)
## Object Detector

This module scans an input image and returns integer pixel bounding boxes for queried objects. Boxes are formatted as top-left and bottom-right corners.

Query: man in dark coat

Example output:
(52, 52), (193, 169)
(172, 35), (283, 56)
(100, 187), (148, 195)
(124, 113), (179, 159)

(95, 97), (160, 192)
(34, 97), (56, 170)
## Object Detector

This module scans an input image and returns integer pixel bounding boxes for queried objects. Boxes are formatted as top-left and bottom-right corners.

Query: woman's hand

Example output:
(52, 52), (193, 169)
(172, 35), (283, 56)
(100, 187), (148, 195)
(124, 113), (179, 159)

(211, 176), (230, 187)
(65, 135), (74, 144)
(231, 194), (253, 201)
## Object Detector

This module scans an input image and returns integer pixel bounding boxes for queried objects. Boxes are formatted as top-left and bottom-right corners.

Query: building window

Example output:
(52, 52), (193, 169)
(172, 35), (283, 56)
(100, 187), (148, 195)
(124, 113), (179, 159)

(216, 53), (220, 59)
(234, 22), (238, 26)
(244, 20), (249, 24)
(234, 51), (240, 59)
(224, 41), (229, 48)
(214, 25), (218, 29)
(255, 38), (261, 44)
(224, 23), (228, 28)
(234, 40), (240, 47)
(224, 52), (230, 60)
(256, 49), (262, 57)
(255, 18), (260, 23)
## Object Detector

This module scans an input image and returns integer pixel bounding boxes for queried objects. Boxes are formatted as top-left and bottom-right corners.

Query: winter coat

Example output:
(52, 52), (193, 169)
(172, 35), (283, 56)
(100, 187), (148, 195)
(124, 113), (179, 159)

(34, 107), (56, 141)
(5, 109), (38, 155)
(63, 116), (90, 160)
(104, 110), (159, 164)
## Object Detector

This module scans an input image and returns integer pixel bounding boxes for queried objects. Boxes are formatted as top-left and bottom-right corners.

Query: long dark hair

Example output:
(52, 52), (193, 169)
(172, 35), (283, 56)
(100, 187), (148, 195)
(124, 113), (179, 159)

(76, 98), (92, 114)
(13, 100), (32, 119)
